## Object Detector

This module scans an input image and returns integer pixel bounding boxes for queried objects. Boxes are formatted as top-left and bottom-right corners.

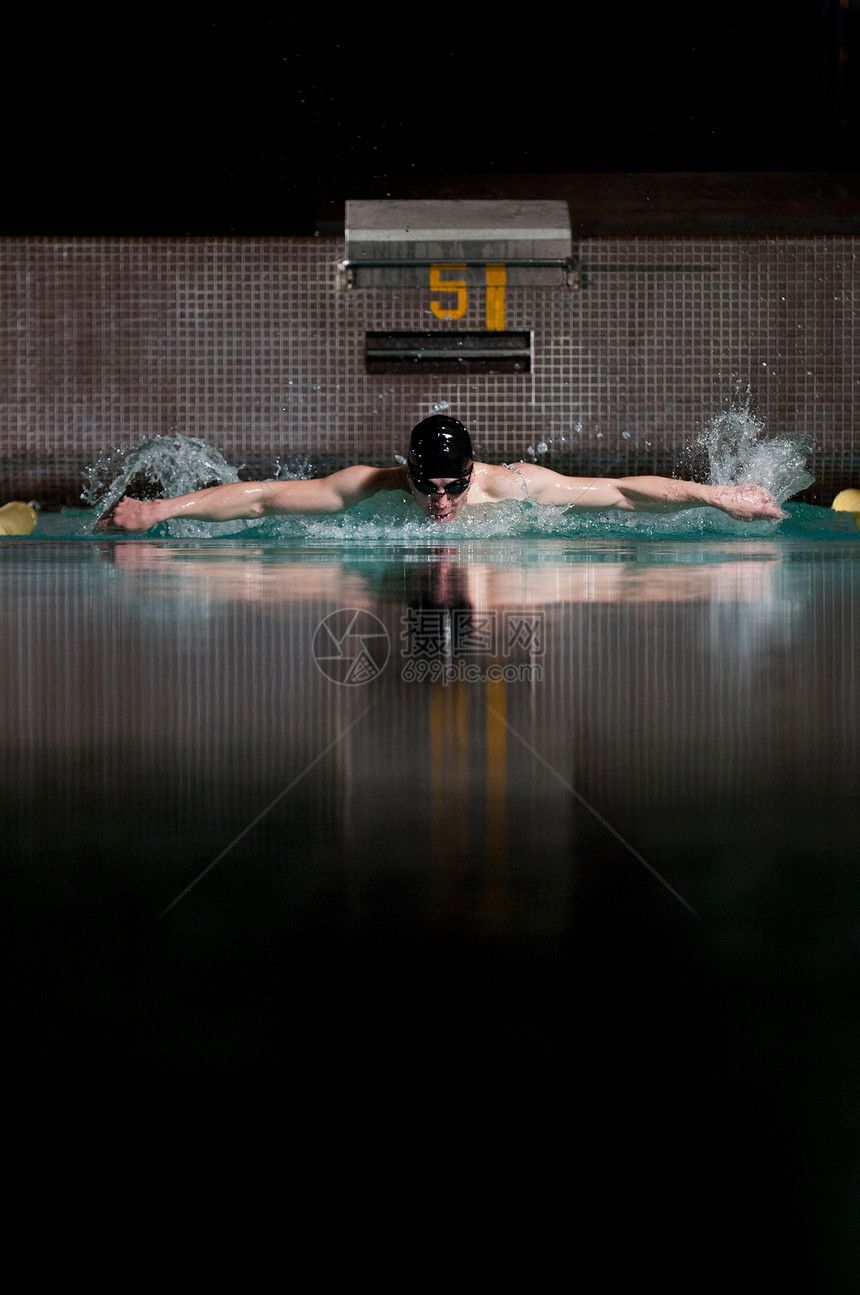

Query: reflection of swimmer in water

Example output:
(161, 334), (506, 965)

(405, 549), (476, 665)
(96, 415), (786, 532)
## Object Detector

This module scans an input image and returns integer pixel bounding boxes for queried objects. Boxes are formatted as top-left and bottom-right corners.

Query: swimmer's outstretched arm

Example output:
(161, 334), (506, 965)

(612, 477), (786, 521)
(95, 466), (398, 532)
(492, 464), (786, 521)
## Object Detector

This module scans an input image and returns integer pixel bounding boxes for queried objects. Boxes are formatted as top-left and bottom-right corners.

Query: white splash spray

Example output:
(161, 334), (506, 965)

(692, 388), (814, 504)
(81, 435), (242, 511)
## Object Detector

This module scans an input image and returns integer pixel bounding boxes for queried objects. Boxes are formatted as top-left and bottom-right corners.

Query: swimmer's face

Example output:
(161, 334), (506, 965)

(407, 471), (472, 524)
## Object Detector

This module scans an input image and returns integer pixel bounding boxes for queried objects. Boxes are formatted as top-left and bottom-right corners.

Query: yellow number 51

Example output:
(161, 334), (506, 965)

(429, 262), (507, 329)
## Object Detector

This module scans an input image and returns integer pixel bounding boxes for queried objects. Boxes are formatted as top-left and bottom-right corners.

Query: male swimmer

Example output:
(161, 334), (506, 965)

(96, 415), (786, 532)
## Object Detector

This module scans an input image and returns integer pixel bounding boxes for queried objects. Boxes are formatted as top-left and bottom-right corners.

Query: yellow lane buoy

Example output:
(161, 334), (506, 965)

(831, 488), (860, 531)
(0, 501), (38, 536)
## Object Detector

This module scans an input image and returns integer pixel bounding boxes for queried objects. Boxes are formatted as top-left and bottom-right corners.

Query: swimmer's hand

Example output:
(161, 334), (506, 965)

(706, 484), (787, 522)
(94, 496), (160, 533)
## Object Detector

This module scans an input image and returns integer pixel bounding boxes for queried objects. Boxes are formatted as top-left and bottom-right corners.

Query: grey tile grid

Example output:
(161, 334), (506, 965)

(0, 234), (857, 503)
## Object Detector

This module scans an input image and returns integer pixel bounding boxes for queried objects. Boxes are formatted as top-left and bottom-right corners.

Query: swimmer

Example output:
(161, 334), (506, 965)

(95, 415), (787, 532)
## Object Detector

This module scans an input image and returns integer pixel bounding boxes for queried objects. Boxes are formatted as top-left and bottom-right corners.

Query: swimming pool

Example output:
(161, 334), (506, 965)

(2, 504), (858, 1284)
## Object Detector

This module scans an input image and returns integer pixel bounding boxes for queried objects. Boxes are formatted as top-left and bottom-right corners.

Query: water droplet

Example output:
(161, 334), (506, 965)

(433, 401), (449, 412)
(537, 442), (548, 454)
(621, 431), (631, 440)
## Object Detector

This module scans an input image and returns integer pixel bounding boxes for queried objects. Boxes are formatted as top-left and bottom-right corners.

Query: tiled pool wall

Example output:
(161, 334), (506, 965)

(1, 235), (856, 507)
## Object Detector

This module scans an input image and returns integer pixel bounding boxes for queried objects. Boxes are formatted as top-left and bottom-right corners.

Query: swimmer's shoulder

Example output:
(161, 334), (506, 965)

(471, 460), (533, 502)
(368, 465), (410, 494)
(329, 464), (409, 500)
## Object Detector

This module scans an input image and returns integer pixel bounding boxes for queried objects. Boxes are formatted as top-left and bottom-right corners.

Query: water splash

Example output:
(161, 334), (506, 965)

(290, 493), (803, 542)
(82, 435), (242, 510)
(691, 390), (815, 504)
(271, 452), (318, 482)
(81, 435), (265, 537)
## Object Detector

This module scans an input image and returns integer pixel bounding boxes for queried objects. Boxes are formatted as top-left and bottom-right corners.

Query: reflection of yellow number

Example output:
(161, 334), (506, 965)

(485, 263), (506, 330)
(430, 264), (467, 320)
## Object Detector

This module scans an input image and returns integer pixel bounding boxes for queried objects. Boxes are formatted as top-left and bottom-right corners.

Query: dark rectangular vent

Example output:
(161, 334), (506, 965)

(365, 331), (531, 374)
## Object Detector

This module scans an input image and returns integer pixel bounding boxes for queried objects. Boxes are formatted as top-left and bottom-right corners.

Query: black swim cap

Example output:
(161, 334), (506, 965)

(407, 415), (474, 479)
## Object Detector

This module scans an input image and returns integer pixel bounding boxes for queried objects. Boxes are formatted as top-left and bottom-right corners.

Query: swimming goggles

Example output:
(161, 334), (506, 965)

(409, 468), (473, 497)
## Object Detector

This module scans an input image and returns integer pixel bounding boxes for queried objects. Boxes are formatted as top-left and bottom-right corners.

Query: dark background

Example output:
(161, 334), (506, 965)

(4, 2), (858, 234)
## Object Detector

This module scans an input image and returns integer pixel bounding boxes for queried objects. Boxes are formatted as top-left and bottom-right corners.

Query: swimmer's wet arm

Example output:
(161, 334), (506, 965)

(99, 467), (388, 530)
(183, 469), (382, 519)
(503, 464), (669, 509)
(509, 465), (783, 519)
(615, 478), (786, 520)
(257, 467), (387, 516)
(614, 477), (716, 512)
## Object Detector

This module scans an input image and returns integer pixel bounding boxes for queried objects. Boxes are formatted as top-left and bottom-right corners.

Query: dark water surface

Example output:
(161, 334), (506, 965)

(3, 530), (858, 1288)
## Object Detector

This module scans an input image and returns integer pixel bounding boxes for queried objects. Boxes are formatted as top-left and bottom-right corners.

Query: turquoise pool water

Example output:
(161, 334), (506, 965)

(2, 509), (858, 1287)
